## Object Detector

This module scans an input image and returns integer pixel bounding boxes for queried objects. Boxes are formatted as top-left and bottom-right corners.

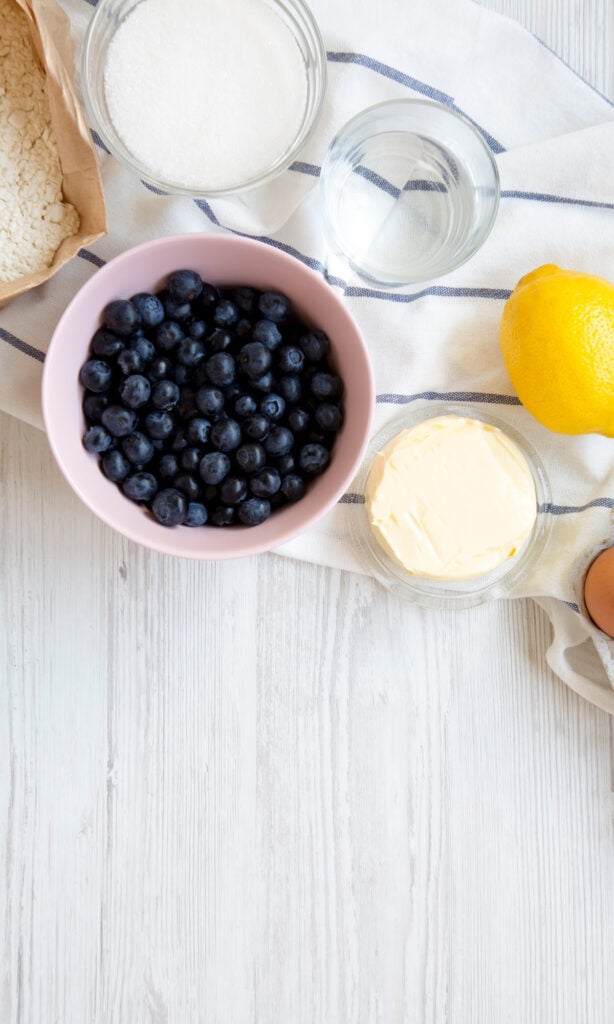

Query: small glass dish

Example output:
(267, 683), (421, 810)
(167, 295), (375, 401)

(349, 403), (551, 609)
(81, 0), (326, 197)
(320, 99), (500, 288)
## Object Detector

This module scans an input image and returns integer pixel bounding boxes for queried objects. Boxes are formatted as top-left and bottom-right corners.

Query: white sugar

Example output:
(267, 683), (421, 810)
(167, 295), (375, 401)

(104, 0), (308, 190)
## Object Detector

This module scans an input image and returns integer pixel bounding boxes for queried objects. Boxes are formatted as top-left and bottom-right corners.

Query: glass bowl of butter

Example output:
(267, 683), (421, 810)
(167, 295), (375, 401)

(350, 403), (551, 608)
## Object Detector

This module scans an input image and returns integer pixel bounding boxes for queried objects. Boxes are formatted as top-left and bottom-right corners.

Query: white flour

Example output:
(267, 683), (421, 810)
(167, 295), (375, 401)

(104, 0), (308, 190)
(0, 0), (79, 283)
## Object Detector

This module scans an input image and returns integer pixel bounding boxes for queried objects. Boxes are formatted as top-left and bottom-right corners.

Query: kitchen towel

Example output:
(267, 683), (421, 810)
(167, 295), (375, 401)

(2, 0), (614, 711)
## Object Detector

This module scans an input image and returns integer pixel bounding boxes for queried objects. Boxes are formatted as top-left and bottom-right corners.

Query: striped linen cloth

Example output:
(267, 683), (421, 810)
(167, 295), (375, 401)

(2, 0), (614, 710)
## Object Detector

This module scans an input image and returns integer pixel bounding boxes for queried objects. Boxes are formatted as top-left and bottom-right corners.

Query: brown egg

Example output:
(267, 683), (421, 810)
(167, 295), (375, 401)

(583, 547), (614, 638)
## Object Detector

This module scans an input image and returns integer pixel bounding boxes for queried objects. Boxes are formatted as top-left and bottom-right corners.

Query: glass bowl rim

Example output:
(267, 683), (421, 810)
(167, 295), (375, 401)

(81, 0), (327, 198)
(348, 401), (551, 608)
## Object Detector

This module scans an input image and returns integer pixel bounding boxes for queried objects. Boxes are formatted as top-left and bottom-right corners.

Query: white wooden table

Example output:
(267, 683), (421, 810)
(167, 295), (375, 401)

(2, 2), (614, 1021)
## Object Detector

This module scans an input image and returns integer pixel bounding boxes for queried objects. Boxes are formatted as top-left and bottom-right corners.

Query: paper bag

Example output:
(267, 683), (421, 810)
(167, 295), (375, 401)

(0, 0), (106, 309)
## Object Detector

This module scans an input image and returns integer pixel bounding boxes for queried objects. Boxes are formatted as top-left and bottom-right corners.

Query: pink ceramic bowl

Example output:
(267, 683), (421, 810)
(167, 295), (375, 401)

(42, 234), (374, 559)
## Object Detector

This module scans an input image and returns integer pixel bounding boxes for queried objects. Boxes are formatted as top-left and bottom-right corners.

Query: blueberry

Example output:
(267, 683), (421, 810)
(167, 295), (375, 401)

(277, 375), (301, 404)
(235, 318), (252, 340)
(147, 356), (173, 381)
(264, 426), (294, 457)
(238, 497), (272, 525)
(224, 384), (243, 402)
(171, 428), (189, 451)
(206, 351), (235, 387)
(156, 321), (184, 351)
(203, 484), (219, 503)
(177, 338), (206, 366)
(208, 328), (233, 353)
(103, 299), (141, 337)
(101, 449), (131, 482)
(252, 319), (282, 350)
(213, 299), (239, 327)
(275, 454), (295, 475)
(199, 451), (231, 485)
(244, 414), (270, 441)
(258, 292), (290, 323)
(250, 371), (275, 394)
(250, 467), (281, 498)
(259, 393), (286, 421)
(185, 502), (208, 527)
(117, 348), (144, 376)
(232, 286), (258, 312)
(220, 476), (248, 505)
(174, 473), (201, 501)
(175, 388), (195, 419)
(278, 345), (305, 374)
(130, 336), (156, 362)
(167, 269), (203, 304)
(299, 443), (330, 475)
(144, 410), (175, 440)
(199, 283), (220, 310)
(102, 405), (139, 437)
(238, 341), (271, 378)
(310, 372), (342, 401)
(315, 403), (343, 432)
(151, 380), (180, 410)
(186, 418), (211, 446)
(281, 473), (306, 502)
(235, 443), (266, 474)
(119, 373), (151, 409)
(211, 505), (235, 527)
(187, 319), (207, 340)
(162, 293), (192, 322)
(122, 472), (157, 502)
(195, 386), (225, 417)
(234, 394), (258, 418)
(80, 359), (113, 393)
(92, 329), (124, 358)
(151, 488), (187, 526)
(83, 425), (113, 453)
(210, 417), (241, 452)
(83, 394), (108, 424)
(122, 431), (155, 465)
(157, 453), (180, 479)
(173, 365), (190, 387)
(180, 447), (203, 472)
(131, 292), (165, 328)
(300, 329), (329, 362)
(288, 407), (310, 433)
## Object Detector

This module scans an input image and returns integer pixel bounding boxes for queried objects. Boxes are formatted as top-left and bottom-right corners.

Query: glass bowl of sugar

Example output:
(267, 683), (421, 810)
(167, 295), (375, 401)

(82, 0), (326, 197)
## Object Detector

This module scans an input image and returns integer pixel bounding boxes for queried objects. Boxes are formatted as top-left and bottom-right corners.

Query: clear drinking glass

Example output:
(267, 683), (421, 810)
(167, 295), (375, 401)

(320, 99), (500, 288)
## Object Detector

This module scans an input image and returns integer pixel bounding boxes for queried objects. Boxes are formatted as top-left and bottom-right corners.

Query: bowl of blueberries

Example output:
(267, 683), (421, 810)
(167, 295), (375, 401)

(42, 233), (374, 558)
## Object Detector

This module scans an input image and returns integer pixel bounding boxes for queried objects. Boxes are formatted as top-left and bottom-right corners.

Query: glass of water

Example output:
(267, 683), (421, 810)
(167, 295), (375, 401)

(319, 99), (500, 288)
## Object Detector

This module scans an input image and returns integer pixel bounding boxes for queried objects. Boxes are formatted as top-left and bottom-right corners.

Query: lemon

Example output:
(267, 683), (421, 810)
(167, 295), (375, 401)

(499, 264), (614, 436)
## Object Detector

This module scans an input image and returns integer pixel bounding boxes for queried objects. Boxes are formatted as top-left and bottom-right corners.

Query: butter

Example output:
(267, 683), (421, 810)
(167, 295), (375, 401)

(365, 414), (537, 580)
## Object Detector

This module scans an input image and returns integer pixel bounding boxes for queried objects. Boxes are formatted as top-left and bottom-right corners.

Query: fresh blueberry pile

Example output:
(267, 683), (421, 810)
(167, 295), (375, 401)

(79, 269), (344, 528)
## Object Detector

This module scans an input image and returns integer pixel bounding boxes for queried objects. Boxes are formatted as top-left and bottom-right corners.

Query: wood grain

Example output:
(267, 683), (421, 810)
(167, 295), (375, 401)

(2, 1), (614, 1021)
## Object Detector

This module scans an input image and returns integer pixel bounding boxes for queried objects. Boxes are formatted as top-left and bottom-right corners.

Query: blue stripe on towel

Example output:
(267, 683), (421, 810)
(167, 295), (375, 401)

(289, 161), (321, 177)
(540, 498), (614, 514)
(500, 189), (614, 211)
(326, 50), (454, 105)
(345, 285), (512, 302)
(0, 327), (46, 363)
(78, 248), (106, 268)
(376, 390), (521, 405)
(326, 51), (506, 153)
